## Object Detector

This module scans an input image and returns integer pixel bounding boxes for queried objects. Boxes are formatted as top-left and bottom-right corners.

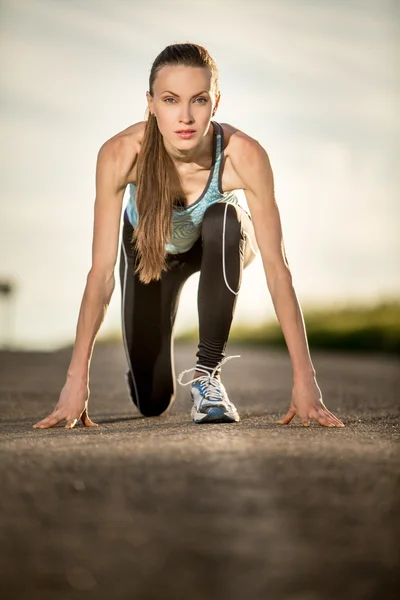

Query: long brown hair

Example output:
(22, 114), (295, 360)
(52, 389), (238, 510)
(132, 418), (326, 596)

(133, 43), (220, 284)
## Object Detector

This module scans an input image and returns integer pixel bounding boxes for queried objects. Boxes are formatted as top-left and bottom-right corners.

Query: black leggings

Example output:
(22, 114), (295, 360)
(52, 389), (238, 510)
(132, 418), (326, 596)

(119, 202), (258, 417)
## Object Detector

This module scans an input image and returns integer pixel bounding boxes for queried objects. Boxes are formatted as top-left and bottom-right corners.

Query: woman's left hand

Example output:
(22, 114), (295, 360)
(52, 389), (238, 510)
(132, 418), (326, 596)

(277, 379), (345, 428)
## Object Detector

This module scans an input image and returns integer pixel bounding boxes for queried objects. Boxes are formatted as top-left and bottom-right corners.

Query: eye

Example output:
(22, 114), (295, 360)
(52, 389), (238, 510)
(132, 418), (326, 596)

(164, 97), (208, 104)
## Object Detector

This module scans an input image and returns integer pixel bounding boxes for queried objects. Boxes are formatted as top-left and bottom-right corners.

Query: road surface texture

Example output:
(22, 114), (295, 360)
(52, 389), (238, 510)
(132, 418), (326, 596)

(0, 341), (399, 600)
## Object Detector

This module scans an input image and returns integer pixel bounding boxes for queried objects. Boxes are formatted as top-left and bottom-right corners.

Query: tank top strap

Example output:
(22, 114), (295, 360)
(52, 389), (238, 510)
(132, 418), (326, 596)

(210, 121), (224, 190)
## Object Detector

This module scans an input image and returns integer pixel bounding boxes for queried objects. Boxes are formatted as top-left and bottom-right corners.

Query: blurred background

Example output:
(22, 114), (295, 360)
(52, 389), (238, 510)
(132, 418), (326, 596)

(0, 0), (399, 351)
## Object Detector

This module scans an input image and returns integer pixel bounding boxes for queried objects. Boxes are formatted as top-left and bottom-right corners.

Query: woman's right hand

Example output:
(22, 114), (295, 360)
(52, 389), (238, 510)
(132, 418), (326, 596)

(32, 378), (98, 429)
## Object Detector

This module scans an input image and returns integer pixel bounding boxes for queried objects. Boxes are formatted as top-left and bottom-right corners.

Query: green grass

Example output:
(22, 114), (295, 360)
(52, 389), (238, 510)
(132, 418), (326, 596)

(176, 300), (400, 355)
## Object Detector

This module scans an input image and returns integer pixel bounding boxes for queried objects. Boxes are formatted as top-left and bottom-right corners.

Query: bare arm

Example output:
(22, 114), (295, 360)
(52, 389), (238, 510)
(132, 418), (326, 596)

(67, 139), (130, 381)
(230, 136), (344, 428)
(33, 135), (136, 429)
(231, 138), (314, 380)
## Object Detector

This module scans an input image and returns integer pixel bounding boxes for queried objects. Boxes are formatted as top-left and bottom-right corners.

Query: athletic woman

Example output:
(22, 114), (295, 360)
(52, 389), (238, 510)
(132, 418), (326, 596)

(33, 43), (345, 429)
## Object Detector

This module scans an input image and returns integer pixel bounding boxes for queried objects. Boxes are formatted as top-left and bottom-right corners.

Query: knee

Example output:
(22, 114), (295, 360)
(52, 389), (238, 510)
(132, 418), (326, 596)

(201, 203), (242, 248)
(136, 393), (173, 417)
(125, 370), (173, 417)
(140, 403), (171, 417)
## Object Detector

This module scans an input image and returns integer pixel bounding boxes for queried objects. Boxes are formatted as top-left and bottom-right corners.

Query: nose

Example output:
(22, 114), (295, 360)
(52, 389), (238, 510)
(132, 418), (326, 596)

(179, 104), (194, 124)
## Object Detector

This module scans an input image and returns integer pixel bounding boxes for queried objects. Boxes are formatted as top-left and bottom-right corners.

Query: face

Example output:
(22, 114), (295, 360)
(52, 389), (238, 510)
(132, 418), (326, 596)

(146, 65), (220, 148)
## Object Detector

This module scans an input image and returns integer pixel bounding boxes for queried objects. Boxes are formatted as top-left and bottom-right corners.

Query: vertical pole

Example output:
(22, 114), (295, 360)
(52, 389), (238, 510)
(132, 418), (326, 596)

(0, 281), (15, 349)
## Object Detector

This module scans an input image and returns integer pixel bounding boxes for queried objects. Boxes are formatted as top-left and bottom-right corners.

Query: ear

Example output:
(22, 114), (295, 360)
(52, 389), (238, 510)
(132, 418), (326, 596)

(212, 92), (221, 115)
(146, 91), (153, 113)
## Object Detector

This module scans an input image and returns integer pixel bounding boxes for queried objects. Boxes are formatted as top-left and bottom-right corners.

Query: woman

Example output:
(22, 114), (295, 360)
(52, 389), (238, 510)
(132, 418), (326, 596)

(33, 43), (344, 429)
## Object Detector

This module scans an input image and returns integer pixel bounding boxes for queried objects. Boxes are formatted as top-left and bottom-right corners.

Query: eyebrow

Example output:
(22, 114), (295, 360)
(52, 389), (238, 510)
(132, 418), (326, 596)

(160, 90), (209, 97)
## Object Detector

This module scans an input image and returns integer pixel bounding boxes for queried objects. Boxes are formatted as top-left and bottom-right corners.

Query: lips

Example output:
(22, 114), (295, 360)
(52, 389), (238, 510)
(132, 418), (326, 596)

(175, 130), (196, 133)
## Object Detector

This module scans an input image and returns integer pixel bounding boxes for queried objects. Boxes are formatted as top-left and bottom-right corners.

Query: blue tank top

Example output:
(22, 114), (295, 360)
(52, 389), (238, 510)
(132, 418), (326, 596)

(125, 120), (243, 254)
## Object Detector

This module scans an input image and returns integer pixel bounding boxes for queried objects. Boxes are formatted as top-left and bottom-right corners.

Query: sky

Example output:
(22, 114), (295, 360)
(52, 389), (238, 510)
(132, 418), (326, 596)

(0, 0), (399, 349)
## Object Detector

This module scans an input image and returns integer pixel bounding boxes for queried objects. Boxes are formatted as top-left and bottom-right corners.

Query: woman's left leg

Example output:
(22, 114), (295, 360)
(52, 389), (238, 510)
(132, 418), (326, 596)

(177, 201), (258, 424)
(196, 202), (258, 374)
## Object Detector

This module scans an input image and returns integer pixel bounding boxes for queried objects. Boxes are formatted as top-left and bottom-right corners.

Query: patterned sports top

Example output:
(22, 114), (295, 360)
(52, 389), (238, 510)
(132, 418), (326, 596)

(125, 120), (243, 254)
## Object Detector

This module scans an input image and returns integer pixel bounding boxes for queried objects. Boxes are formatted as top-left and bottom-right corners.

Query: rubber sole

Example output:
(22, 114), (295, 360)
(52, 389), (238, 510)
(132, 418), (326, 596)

(192, 406), (240, 424)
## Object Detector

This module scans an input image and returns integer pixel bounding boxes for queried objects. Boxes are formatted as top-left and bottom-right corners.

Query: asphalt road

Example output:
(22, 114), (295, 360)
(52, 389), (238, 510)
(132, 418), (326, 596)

(0, 341), (399, 600)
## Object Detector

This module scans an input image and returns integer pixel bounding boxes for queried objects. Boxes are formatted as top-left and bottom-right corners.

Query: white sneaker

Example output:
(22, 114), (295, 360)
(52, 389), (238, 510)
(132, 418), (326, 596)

(177, 356), (240, 424)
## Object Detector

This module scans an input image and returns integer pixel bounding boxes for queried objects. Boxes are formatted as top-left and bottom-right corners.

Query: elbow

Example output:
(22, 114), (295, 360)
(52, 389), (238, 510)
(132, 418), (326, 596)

(87, 268), (116, 297)
(265, 267), (293, 295)
(88, 265), (115, 284)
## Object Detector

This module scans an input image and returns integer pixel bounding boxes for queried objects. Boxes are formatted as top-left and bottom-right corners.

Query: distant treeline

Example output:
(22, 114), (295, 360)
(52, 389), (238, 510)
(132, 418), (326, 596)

(177, 300), (400, 355)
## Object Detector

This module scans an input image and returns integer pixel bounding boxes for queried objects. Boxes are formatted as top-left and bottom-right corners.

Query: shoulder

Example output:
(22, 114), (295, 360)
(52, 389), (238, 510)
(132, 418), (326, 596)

(96, 121), (147, 187)
(219, 122), (272, 191)
(219, 122), (264, 157)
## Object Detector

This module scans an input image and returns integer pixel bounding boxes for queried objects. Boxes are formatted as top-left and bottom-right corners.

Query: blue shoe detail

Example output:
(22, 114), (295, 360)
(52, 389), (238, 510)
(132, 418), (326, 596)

(177, 356), (241, 425)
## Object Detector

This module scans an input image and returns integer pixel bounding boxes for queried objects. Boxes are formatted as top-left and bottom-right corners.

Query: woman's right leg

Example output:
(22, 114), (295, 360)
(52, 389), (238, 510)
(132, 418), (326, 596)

(119, 210), (198, 417)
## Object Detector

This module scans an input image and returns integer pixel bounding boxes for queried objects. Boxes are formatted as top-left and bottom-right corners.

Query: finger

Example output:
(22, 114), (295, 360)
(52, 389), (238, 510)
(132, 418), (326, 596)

(277, 408), (296, 425)
(33, 414), (56, 428)
(65, 418), (78, 429)
(317, 407), (345, 427)
(81, 409), (98, 428)
(34, 413), (65, 429)
(296, 412), (311, 427)
(321, 408), (345, 427)
(41, 416), (65, 428)
(315, 413), (340, 428)
(33, 412), (60, 428)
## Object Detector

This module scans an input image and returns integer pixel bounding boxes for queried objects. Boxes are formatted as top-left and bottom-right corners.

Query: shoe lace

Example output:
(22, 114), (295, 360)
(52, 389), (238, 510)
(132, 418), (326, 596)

(177, 355), (241, 407)
(195, 375), (224, 403)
